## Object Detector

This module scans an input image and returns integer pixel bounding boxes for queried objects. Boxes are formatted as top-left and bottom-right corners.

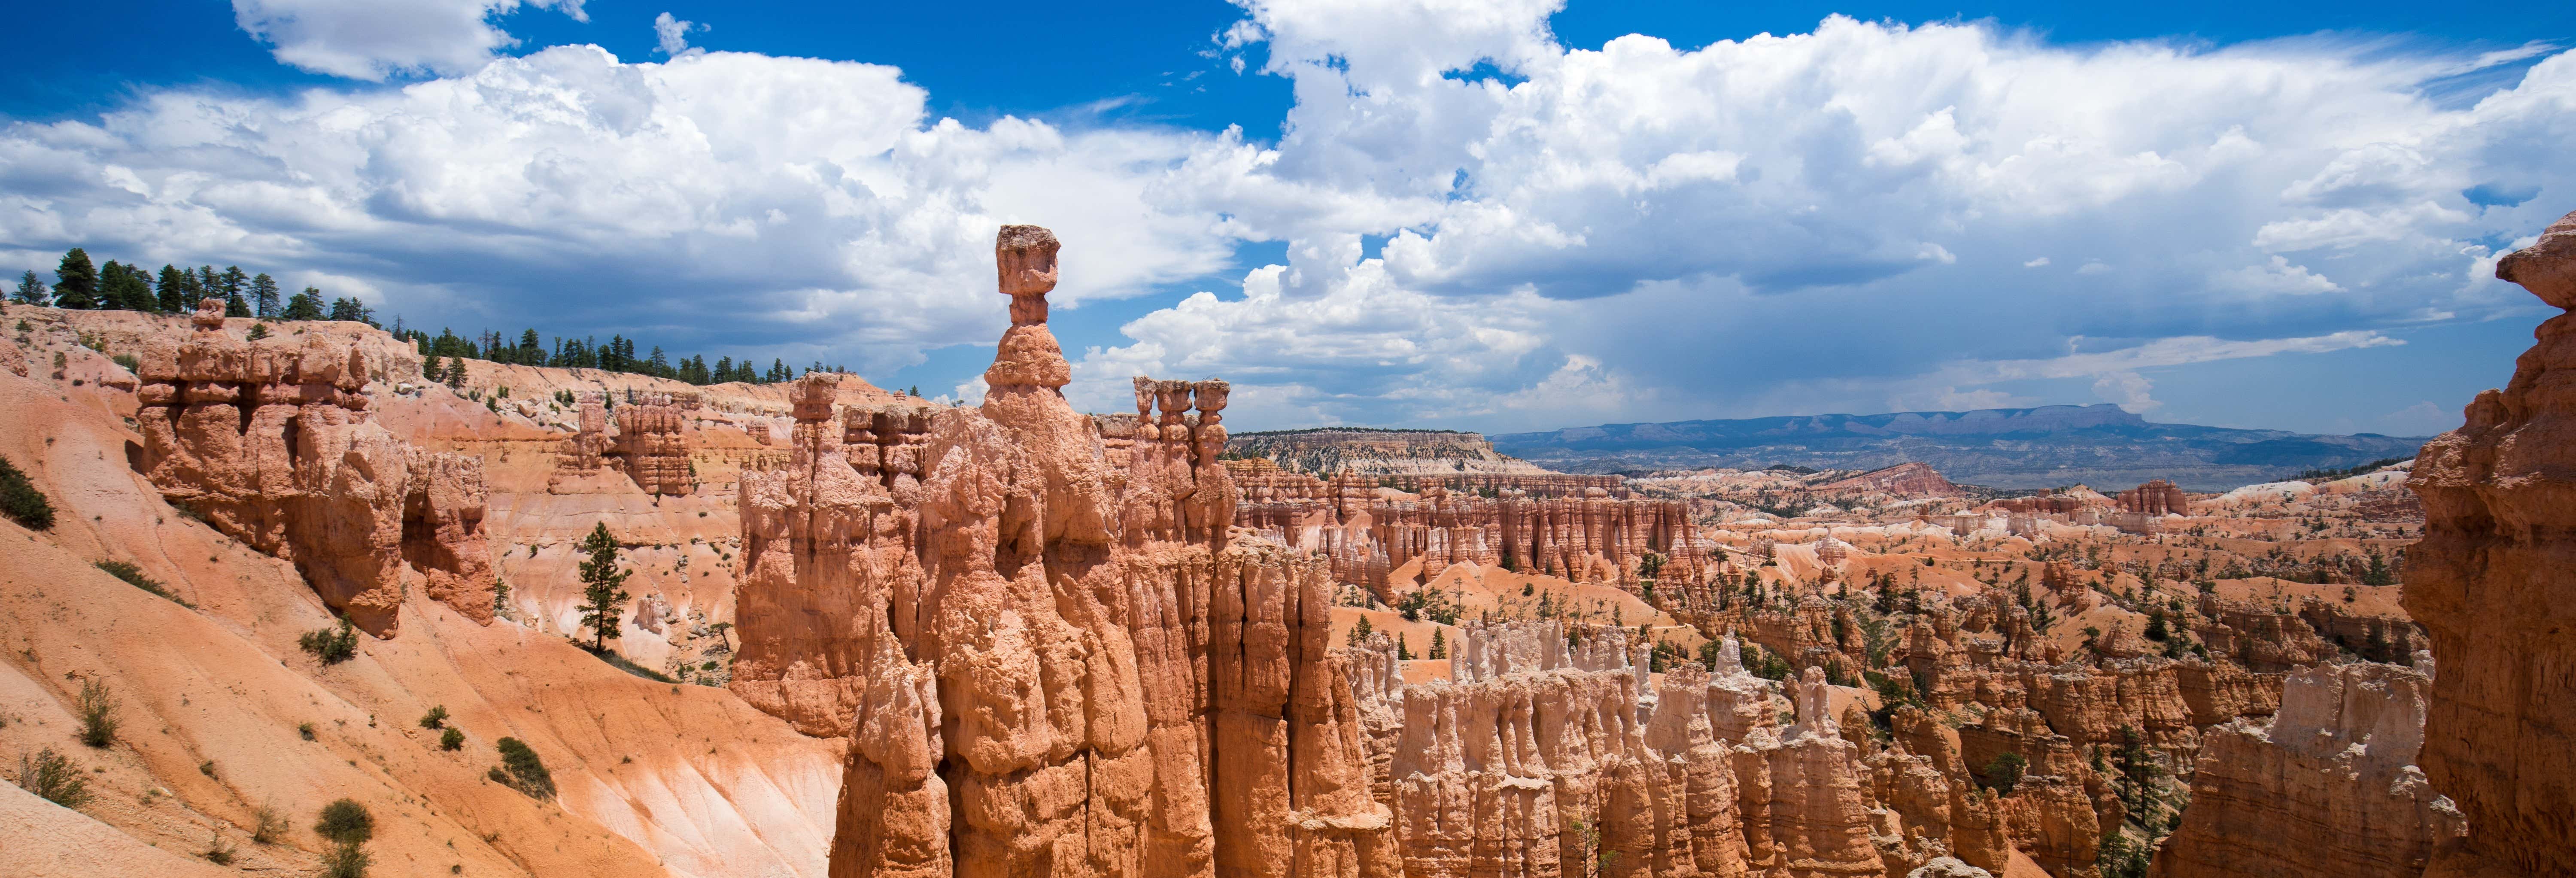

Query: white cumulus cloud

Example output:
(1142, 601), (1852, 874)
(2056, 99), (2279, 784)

(232, 0), (590, 80)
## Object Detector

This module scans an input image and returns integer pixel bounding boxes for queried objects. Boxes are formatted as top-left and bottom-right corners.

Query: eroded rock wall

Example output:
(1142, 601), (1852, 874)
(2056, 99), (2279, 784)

(132, 298), (493, 633)
(2405, 208), (2576, 876)
(2154, 661), (2460, 878)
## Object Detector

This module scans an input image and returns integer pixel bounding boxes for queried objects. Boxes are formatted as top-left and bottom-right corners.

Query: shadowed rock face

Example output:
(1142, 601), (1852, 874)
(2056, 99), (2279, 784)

(2407, 207), (2576, 877)
(132, 298), (493, 634)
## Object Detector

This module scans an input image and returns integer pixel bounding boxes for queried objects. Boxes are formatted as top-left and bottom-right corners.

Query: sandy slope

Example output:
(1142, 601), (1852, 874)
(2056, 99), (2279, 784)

(0, 355), (838, 876)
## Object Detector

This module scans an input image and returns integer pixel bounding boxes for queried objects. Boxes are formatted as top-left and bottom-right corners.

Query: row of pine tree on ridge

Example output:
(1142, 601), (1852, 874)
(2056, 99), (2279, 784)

(10, 247), (843, 387)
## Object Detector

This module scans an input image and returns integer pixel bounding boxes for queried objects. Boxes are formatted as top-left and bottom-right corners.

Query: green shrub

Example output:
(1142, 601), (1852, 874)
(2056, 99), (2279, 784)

(111, 353), (139, 373)
(298, 722), (317, 741)
(300, 618), (358, 665)
(493, 737), (556, 799)
(0, 454), (54, 531)
(13, 747), (89, 808)
(419, 705), (448, 729)
(76, 679), (118, 747)
(93, 560), (191, 607)
(319, 840), (373, 878)
(314, 798), (375, 845)
(1984, 752), (2028, 793)
(440, 727), (465, 751)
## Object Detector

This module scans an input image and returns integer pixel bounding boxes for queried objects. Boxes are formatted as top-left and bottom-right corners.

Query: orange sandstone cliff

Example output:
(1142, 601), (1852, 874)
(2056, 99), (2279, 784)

(2406, 207), (2576, 876)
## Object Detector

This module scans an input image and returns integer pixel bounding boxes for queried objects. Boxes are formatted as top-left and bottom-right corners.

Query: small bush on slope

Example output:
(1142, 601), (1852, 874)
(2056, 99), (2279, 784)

(0, 454), (53, 531)
(299, 618), (358, 665)
(492, 737), (555, 799)
(314, 798), (375, 845)
(14, 747), (89, 808)
(75, 679), (117, 747)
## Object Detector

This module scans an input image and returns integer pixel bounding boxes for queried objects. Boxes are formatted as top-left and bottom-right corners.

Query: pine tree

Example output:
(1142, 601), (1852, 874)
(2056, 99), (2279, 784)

(575, 523), (632, 652)
(252, 273), (281, 318)
(421, 356), (444, 382)
(156, 264), (192, 313)
(219, 266), (249, 317)
(53, 248), (99, 309)
(12, 270), (48, 306)
(444, 355), (468, 389)
(327, 296), (374, 325)
(283, 288), (325, 320)
(99, 261), (155, 311)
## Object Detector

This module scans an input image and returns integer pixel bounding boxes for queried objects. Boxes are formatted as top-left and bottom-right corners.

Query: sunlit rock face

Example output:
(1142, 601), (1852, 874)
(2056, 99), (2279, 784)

(132, 297), (493, 634)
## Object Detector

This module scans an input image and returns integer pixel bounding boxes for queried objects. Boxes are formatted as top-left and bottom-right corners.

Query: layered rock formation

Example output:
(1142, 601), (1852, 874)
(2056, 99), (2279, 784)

(2406, 208), (2576, 875)
(611, 394), (696, 495)
(2115, 480), (2187, 516)
(131, 298), (493, 633)
(2154, 661), (2460, 877)
(1227, 427), (1557, 478)
(1232, 471), (1714, 592)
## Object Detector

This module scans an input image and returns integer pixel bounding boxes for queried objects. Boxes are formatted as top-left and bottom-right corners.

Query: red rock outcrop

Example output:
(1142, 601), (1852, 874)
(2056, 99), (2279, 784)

(2154, 661), (2461, 878)
(2406, 207), (2576, 876)
(131, 298), (493, 633)
(610, 395), (695, 495)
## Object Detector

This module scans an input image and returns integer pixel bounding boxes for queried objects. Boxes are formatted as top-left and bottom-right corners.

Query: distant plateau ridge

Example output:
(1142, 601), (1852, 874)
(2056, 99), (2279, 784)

(1489, 403), (2432, 491)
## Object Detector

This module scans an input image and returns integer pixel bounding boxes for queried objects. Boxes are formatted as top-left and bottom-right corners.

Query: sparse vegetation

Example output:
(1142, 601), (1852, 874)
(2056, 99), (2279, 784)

(203, 831), (237, 865)
(319, 838), (374, 878)
(14, 746), (90, 808)
(298, 722), (317, 741)
(94, 559), (191, 606)
(1983, 752), (2027, 793)
(419, 705), (449, 729)
(300, 617), (359, 664)
(441, 727), (466, 751)
(492, 737), (556, 799)
(0, 454), (55, 531)
(583, 646), (677, 683)
(75, 679), (118, 747)
(251, 802), (288, 843)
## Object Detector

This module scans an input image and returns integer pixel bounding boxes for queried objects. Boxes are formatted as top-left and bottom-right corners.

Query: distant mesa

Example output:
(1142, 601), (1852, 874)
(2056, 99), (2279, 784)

(1492, 402), (2431, 491)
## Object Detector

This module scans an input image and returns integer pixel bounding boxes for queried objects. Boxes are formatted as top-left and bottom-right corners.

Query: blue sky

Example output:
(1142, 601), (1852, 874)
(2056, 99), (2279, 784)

(2, 0), (2570, 435)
